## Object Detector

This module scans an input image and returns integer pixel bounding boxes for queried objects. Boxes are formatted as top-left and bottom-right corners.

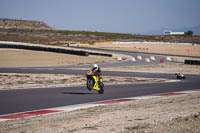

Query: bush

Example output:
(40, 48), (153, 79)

(185, 30), (193, 36)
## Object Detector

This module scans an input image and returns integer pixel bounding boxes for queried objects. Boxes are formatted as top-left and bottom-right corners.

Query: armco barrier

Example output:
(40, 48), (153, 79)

(185, 60), (200, 65)
(0, 43), (89, 56)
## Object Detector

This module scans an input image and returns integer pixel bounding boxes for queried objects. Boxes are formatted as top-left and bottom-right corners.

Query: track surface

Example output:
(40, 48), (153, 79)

(0, 49), (200, 115)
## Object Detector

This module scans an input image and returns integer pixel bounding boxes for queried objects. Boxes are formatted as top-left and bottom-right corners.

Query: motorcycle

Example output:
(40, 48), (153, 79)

(86, 71), (104, 94)
(175, 72), (186, 79)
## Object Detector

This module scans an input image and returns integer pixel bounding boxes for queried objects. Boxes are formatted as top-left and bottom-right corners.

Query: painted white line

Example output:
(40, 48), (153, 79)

(165, 80), (180, 83)
(127, 95), (161, 100)
(49, 103), (102, 111)
(174, 90), (200, 94)
(0, 119), (9, 122)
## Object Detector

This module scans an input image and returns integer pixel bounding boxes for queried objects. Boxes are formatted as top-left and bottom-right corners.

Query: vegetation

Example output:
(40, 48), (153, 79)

(185, 30), (193, 36)
(0, 18), (200, 45)
(0, 18), (52, 30)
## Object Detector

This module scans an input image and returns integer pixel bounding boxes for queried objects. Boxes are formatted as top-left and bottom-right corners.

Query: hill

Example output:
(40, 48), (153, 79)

(0, 18), (52, 30)
(0, 18), (200, 45)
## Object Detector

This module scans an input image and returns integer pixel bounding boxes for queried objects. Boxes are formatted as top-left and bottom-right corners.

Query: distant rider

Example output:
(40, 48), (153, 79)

(175, 72), (186, 79)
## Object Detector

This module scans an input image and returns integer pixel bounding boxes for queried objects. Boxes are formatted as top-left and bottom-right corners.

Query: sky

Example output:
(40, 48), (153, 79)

(0, 0), (200, 34)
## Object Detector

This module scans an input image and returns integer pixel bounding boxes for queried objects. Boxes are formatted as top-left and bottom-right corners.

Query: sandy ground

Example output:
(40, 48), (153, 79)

(90, 43), (200, 57)
(104, 62), (200, 75)
(0, 44), (200, 132)
(0, 49), (115, 67)
(0, 73), (167, 90)
(0, 92), (200, 133)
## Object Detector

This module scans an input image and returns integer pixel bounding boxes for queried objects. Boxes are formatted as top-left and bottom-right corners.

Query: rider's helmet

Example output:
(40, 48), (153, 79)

(92, 64), (99, 71)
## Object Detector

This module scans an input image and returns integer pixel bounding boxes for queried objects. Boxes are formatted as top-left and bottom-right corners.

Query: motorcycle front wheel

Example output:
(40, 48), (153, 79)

(87, 78), (93, 91)
(98, 82), (104, 94)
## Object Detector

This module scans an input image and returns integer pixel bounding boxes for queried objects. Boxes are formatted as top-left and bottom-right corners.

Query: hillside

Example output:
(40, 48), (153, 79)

(0, 18), (200, 45)
(0, 18), (52, 30)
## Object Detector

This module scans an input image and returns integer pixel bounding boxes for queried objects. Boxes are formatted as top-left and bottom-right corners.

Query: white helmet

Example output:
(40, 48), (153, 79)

(93, 64), (98, 70)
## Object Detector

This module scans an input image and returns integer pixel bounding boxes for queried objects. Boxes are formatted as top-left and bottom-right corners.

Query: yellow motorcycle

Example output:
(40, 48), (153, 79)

(86, 71), (104, 94)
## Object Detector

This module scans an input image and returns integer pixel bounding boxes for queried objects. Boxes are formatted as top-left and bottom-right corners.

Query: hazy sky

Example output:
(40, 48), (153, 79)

(0, 0), (200, 34)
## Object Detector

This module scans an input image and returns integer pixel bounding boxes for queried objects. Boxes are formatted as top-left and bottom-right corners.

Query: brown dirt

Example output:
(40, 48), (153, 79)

(90, 43), (200, 57)
(0, 42), (200, 133)
(0, 49), (114, 67)
(0, 92), (199, 133)
(0, 73), (167, 90)
(104, 62), (200, 75)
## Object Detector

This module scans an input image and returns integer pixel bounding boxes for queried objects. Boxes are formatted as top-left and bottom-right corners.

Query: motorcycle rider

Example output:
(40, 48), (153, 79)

(90, 64), (102, 76)
(175, 72), (186, 79)
(86, 64), (104, 93)
(88, 64), (102, 85)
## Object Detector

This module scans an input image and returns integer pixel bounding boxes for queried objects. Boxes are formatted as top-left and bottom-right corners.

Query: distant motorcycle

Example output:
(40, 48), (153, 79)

(175, 72), (186, 79)
(86, 71), (104, 94)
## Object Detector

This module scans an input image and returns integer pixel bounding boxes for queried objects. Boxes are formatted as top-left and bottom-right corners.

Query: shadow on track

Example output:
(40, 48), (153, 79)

(62, 92), (97, 95)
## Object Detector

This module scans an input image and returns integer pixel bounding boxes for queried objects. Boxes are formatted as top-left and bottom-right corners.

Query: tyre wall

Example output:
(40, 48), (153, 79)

(88, 52), (112, 57)
(0, 43), (112, 57)
(0, 43), (88, 56)
(184, 60), (200, 65)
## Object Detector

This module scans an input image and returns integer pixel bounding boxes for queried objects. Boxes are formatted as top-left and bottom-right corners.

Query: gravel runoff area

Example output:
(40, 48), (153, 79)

(0, 73), (167, 90)
(104, 62), (200, 75)
(1, 43), (200, 132)
(0, 92), (200, 133)
(0, 64), (199, 133)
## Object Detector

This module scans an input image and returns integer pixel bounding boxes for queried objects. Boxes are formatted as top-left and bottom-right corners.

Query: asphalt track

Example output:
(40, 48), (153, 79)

(0, 49), (200, 116)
